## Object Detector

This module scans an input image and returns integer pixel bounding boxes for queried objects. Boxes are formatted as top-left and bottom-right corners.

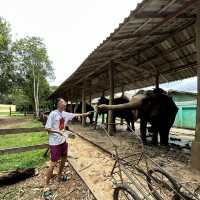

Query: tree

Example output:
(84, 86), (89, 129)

(12, 36), (54, 117)
(0, 17), (15, 98)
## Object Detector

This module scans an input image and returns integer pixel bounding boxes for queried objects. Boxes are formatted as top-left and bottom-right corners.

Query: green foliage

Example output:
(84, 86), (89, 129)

(12, 36), (55, 83)
(0, 17), (15, 97)
(11, 36), (55, 111)
(0, 17), (55, 110)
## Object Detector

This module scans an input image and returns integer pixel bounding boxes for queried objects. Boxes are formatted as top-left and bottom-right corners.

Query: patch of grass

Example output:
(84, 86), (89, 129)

(0, 150), (48, 172)
(0, 132), (48, 148)
(0, 116), (49, 172)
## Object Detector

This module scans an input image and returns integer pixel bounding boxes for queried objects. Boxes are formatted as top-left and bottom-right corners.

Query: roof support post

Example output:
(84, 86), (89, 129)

(102, 90), (105, 124)
(74, 100), (78, 113)
(108, 62), (115, 135)
(191, 1), (200, 171)
(120, 86), (125, 125)
(70, 101), (73, 113)
(89, 95), (92, 105)
(155, 70), (160, 89)
(82, 86), (86, 126)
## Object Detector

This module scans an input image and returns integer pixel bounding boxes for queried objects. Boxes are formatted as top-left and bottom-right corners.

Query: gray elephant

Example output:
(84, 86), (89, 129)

(98, 88), (178, 146)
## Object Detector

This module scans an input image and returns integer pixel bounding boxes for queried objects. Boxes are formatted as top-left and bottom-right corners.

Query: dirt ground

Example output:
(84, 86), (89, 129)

(1, 117), (200, 199)
(0, 117), (28, 128)
(0, 162), (95, 200)
(70, 122), (200, 195)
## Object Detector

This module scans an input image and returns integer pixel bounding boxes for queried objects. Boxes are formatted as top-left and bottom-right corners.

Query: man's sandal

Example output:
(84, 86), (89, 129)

(43, 188), (53, 200)
(58, 174), (68, 182)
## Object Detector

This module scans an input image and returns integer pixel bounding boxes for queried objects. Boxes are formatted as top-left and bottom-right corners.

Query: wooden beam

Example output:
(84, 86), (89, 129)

(0, 144), (48, 155)
(102, 90), (105, 124)
(120, 86), (125, 125)
(133, 11), (195, 19)
(112, 31), (174, 41)
(82, 87), (86, 126)
(0, 127), (44, 135)
(114, 60), (151, 74)
(119, 0), (196, 48)
(155, 71), (160, 89)
(122, 37), (195, 73)
(108, 63), (115, 135)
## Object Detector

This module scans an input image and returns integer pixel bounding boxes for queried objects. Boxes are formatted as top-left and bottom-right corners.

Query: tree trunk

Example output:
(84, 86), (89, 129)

(35, 76), (40, 117)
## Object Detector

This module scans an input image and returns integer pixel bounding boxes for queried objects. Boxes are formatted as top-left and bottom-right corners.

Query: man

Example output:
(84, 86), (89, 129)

(43, 98), (90, 198)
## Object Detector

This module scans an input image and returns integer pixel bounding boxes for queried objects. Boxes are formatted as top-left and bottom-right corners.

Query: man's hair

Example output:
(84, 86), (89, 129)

(56, 98), (65, 105)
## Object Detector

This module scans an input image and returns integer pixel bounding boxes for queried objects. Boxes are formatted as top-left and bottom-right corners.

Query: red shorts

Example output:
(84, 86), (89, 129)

(49, 142), (68, 162)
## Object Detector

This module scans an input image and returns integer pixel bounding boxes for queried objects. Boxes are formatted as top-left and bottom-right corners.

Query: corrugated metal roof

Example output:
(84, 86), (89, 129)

(50, 0), (198, 100)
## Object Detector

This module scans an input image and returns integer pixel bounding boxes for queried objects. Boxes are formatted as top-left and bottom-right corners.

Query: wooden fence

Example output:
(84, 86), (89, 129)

(0, 127), (48, 155)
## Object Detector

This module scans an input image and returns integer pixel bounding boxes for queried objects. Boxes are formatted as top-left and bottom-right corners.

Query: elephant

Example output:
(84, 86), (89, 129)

(96, 96), (137, 131)
(98, 88), (178, 146)
(74, 102), (94, 124)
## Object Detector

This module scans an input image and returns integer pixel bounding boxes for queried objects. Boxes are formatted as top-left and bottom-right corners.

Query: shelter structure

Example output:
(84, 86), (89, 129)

(50, 0), (200, 170)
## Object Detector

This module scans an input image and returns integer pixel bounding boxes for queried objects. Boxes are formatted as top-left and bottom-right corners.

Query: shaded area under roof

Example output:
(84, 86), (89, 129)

(50, 0), (198, 101)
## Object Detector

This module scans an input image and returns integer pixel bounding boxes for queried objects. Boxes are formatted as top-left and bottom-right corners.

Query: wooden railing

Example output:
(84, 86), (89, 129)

(0, 127), (48, 155)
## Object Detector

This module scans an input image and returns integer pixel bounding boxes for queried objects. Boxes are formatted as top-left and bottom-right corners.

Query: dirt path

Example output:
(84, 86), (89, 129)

(68, 136), (114, 200)
(70, 123), (200, 193)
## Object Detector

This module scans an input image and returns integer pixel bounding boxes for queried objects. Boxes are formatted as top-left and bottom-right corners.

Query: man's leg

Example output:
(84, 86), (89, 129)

(58, 155), (67, 179)
(58, 142), (68, 180)
(45, 161), (56, 186)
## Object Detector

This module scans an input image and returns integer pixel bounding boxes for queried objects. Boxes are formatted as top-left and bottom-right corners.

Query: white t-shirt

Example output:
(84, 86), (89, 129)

(45, 110), (75, 145)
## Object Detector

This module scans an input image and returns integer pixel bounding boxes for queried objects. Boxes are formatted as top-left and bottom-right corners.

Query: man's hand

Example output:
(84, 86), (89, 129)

(83, 112), (91, 116)
(58, 129), (65, 135)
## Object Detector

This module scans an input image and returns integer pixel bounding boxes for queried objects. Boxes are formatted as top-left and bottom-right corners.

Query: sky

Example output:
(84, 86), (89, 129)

(0, 0), (143, 86)
(0, 0), (196, 92)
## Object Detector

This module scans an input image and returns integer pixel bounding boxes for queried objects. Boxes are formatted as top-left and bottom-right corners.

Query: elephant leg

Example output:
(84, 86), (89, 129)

(131, 117), (135, 131)
(140, 119), (147, 144)
(89, 115), (92, 124)
(159, 126), (170, 146)
(151, 125), (159, 145)
(106, 114), (108, 130)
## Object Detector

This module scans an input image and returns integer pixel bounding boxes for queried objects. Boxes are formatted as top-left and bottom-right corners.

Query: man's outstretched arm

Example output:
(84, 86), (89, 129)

(73, 112), (90, 118)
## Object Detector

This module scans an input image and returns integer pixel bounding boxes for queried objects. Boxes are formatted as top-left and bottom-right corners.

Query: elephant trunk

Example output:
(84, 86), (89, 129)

(98, 95), (145, 111)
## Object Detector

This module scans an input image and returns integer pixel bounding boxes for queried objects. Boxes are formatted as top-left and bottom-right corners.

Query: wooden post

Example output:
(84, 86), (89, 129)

(9, 106), (11, 116)
(191, 1), (200, 171)
(89, 94), (92, 105)
(108, 63), (115, 135)
(74, 100), (78, 113)
(102, 91), (105, 124)
(120, 86), (124, 125)
(70, 101), (73, 113)
(155, 70), (159, 89)
(82, 88), (86, 126)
